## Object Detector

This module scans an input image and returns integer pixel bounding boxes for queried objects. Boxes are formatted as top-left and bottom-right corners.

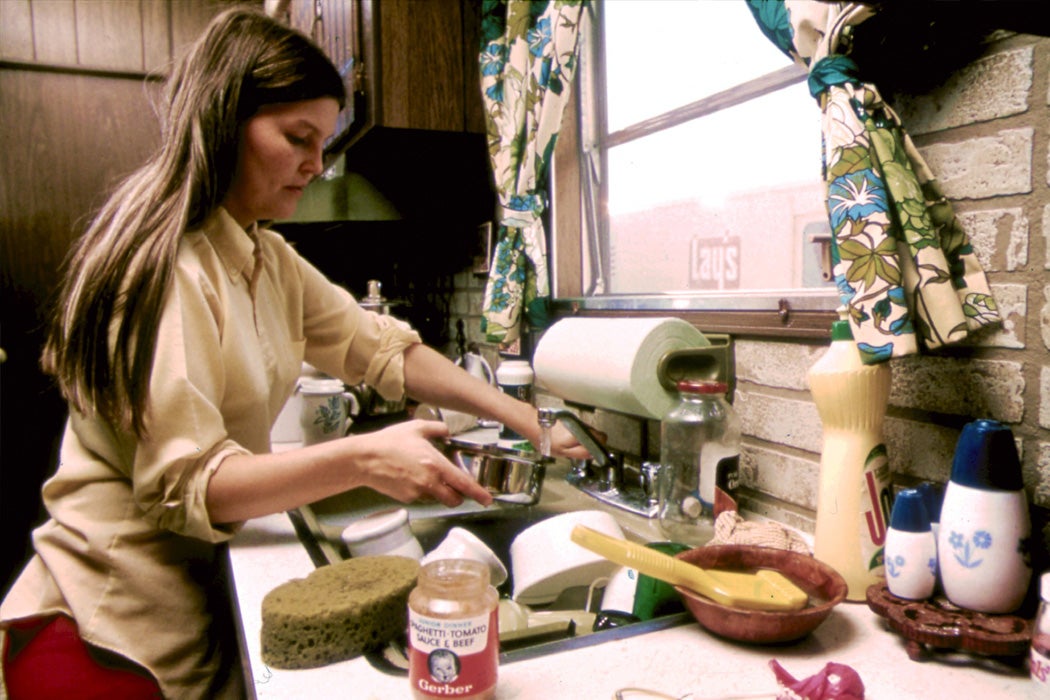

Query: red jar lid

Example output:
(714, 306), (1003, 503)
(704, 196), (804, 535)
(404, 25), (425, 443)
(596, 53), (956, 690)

(675, 379), (728, 394)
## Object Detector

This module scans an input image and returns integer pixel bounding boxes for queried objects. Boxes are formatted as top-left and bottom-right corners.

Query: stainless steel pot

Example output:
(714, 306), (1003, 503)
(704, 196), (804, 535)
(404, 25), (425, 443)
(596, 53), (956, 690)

(439, 438), (548, 505)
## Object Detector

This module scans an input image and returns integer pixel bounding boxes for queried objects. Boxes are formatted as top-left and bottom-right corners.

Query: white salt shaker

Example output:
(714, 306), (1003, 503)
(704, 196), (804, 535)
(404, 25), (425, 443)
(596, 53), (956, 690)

(884, 488), (936, 600)
(938, 419), (1031, 613)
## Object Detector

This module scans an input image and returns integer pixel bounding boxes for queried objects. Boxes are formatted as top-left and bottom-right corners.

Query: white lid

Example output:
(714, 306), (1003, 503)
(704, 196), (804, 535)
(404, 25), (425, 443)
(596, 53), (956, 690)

(496, 360), (534, 383)
(341, 508), (410, 543)
(299, 377), (345, 394)
(1042, 571), (1050, 603)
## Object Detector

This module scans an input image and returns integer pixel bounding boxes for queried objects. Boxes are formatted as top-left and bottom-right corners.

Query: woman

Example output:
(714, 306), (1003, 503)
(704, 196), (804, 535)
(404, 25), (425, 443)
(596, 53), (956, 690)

(0, 8), (587, 699)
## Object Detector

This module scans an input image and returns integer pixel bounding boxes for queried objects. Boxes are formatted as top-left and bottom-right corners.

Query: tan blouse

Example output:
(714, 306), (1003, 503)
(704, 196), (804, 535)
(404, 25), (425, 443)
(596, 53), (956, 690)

(0, 208), (420, 698)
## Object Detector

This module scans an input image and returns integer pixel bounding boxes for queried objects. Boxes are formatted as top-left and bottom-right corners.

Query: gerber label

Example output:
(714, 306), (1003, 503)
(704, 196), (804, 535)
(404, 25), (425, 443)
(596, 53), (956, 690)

(408, 609), (498, 697)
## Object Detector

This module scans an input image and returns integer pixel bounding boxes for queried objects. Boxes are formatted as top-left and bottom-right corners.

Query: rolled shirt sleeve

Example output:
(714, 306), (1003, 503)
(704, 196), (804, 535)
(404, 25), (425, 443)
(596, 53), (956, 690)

(289, 235), (421, 400)
(129, 219), (420, 540)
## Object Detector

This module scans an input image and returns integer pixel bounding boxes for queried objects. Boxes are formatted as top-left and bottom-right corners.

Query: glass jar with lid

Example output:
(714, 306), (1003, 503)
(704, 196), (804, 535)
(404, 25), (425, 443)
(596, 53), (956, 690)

(657, 380), (741, 545)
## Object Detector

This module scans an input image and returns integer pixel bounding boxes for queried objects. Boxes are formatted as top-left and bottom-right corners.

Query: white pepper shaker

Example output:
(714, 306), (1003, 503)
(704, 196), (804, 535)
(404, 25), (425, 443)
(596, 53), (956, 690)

(938, 419), (1031, 613)
(884, 488), (936, 600)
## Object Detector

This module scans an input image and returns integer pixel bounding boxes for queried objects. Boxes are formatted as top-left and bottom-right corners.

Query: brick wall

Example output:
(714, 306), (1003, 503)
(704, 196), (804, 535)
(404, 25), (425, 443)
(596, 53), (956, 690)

(448, 32), (1050, 561)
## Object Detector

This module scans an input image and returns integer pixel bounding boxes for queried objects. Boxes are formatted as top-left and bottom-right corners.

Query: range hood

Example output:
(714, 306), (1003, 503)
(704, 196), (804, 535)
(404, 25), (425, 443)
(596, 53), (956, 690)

(272, 129), (496, 349)
(284, 128), (496, 227)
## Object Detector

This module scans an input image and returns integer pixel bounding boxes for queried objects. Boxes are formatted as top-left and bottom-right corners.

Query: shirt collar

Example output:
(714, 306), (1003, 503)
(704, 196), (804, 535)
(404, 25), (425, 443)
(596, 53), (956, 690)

(202, 207), (260, 285)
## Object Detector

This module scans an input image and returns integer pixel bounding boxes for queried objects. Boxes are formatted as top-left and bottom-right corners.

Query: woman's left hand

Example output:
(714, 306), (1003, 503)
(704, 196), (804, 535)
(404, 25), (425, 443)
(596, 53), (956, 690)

(545, 422), (599, 462)
(347, 419), (494, 508)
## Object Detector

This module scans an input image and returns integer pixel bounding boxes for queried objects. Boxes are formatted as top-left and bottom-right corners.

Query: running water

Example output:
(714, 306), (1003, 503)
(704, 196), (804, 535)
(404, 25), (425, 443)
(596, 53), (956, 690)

(539, 423), (552, 458)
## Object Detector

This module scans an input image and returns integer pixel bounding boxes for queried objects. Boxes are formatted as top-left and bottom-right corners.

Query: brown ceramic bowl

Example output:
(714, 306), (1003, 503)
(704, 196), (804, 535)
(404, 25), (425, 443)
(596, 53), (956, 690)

(674, 545), (848, 644)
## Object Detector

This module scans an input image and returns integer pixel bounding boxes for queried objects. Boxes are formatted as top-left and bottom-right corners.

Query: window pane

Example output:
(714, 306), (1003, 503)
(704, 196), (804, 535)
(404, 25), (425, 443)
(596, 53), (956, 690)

(604, 88), (828, 293)
(605, 0), (796, 132)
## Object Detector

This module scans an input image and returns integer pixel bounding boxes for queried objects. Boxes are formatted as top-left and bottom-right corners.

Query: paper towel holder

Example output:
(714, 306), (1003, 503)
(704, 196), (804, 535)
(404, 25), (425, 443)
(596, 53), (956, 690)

(656, 334), (735, 401)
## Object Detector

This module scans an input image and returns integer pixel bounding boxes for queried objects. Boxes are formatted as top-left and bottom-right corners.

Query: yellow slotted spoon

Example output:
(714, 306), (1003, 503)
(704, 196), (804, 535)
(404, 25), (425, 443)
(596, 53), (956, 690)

(570, 525), (809, 612)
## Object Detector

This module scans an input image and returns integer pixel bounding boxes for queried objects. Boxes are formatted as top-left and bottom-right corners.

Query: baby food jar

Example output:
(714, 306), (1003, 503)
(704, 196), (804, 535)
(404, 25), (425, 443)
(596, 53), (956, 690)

(408, 559), (499, 700)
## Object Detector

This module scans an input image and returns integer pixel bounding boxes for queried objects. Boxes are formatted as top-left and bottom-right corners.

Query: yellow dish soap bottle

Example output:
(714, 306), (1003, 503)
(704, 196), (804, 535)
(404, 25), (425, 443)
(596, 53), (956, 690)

(808, 308), (892, 601)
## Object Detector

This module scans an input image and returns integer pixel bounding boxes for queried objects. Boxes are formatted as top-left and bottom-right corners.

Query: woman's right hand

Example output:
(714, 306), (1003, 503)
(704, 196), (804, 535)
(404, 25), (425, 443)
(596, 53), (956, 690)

(348, 419), (494, 508)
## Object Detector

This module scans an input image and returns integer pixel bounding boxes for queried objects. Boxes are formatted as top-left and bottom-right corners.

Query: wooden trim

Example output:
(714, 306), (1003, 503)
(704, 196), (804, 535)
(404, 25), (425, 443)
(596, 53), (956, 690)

(551, 95), (583, 298)
(0, 58), (157, 81)
(553, 307), (836, 340)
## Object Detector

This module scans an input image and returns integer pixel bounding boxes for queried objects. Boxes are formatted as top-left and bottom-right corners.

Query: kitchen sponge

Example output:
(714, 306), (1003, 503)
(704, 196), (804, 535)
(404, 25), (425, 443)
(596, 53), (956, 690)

(261, 555), (419, 669)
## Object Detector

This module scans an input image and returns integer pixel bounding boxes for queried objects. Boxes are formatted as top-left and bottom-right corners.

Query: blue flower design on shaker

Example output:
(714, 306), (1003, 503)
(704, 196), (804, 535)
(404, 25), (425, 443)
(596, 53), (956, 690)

(313, 396), (344, 435)
(887, 554), (904, 578)
(948, 530), (992, 569)
(927, 557), (937, 576)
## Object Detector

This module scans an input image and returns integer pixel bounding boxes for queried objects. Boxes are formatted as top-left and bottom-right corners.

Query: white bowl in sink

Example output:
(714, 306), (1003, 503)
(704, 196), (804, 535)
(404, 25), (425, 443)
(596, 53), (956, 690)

(509, 510), (624, 605)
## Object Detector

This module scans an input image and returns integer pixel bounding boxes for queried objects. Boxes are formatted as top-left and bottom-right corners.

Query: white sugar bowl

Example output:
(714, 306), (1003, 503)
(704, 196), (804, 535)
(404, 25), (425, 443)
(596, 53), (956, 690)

(341, 508), (423, 560)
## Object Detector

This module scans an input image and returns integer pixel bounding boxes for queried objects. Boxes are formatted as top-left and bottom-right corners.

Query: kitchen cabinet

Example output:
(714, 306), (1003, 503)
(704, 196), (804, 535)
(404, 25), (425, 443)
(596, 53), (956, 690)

(283, 0), (495, 239)
(360, 0), (485, 136)
(286, 0), (485, 156)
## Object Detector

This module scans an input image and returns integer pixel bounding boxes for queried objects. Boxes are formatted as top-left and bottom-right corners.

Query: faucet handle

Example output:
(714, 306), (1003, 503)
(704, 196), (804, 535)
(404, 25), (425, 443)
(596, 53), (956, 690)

(639, 461), (664, 505)
(537, 407), (556, 427)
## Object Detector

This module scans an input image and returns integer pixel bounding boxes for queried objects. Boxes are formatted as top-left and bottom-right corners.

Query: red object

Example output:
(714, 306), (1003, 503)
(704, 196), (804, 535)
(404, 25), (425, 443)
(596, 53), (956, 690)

(3, 615), (161, 699)
(770, 659), (865, 700)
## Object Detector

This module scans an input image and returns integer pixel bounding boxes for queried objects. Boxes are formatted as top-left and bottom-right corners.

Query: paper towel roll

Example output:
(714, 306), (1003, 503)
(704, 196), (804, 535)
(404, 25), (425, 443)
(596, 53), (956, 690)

(533, 317), (708, 419)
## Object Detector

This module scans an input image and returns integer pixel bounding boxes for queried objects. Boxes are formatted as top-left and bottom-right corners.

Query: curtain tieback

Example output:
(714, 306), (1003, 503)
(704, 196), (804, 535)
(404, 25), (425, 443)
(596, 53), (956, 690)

(808, 55), (860, 98)
(499, 193), (545, 229)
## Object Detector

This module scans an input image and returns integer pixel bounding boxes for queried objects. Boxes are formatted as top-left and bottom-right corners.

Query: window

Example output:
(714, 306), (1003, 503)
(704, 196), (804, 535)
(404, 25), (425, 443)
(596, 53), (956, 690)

(552, 0), (838, 335)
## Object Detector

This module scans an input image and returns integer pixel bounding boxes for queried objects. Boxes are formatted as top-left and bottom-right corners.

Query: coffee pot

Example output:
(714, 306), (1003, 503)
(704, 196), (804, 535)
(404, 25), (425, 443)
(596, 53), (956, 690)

(456, 351), (494, 385)
(353, 279), (408, 418)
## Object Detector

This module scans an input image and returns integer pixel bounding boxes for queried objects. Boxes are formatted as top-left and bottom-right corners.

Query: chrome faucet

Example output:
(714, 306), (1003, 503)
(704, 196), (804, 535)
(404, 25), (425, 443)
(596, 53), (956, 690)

(537, 407), (658, 518)
(537, 408), (621, 490)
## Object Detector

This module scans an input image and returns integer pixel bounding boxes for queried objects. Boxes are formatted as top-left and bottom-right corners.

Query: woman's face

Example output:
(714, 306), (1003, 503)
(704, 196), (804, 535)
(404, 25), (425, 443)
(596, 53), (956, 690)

(223, 97), (340, 227)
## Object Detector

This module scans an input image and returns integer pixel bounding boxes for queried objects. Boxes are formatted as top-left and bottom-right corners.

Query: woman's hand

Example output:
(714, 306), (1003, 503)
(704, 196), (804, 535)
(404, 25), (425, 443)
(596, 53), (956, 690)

(546, 421), (600, 462)
(349, 420), (494, 508)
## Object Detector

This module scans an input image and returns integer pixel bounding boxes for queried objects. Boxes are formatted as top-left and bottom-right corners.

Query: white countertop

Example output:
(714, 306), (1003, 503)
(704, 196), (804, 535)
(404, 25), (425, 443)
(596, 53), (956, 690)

(228, 512), (1038, 700)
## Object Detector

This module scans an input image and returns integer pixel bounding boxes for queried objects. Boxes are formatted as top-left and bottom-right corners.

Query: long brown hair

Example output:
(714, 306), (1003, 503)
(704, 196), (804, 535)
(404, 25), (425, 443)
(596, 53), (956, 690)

(41, 7), (345, 437)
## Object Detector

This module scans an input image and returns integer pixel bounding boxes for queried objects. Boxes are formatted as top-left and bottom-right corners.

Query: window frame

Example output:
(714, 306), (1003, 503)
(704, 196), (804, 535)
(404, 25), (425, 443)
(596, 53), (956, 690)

(550, 1), (837, 339)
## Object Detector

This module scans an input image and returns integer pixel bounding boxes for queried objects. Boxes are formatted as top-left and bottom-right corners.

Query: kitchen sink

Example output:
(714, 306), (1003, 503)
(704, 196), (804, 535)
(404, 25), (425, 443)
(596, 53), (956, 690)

(290, 459), (692, 673)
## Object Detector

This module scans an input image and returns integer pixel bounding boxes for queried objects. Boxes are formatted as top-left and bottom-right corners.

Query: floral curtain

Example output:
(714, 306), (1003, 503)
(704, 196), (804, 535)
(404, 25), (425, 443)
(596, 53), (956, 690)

(478, 0), (586, 345)
(747, 1), (1000, 363)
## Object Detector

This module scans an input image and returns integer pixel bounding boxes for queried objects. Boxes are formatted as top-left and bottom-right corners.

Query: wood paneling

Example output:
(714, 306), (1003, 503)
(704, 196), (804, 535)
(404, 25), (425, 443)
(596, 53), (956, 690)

(460, 0), (484, 135)
(142, 0), (172, 73)
(30, 0), (78, 66)
(0, 0), (235, 594)
(0, 0), (35, 60)
(170, 0), (228, 65)
(1, 68), (163, 589)
(75, 0), (145, 71)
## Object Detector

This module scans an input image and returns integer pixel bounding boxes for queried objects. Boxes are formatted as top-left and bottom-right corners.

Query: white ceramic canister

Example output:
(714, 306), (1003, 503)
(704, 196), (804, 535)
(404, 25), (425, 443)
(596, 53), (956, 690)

(884, 489), (936, 601)
(495, 360), (534, 441)
(938, 419), (1031, 614)
(341, 507), (423, 560)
